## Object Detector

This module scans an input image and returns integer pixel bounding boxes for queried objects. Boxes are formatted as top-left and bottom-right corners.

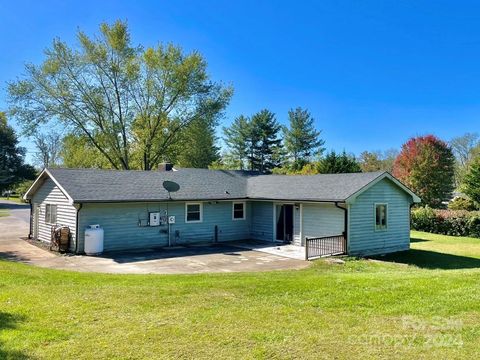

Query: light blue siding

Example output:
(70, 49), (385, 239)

(302, 203), (345, 244)
(77, 201), (251, 252)
(69, 177), (412, 256)
(348, 178), (412, 256)
(250, 201), (274, 241)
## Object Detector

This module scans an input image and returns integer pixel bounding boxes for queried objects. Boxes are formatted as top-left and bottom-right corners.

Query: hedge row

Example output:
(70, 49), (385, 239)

(411, 207), (480, 238)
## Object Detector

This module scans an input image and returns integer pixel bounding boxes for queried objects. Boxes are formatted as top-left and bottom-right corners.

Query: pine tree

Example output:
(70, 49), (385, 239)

(284, 107), (325, 170)
(175, 117), (220, 168)
(462, 156), (480, 206)
(318, 150), (361, 174)
(223, 115), (250, 169)
(250, 110), (283, 173)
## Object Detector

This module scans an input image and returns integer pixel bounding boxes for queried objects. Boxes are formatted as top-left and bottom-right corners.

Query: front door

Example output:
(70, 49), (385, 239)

(275, 204), (294, 242)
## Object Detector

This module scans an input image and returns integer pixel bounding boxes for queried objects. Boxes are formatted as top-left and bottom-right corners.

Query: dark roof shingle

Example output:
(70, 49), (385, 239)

(43, 168), (389, 203)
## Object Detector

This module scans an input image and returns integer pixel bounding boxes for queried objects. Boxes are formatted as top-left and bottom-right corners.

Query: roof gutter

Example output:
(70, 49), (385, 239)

(72, 197), (348, 204)
(27, 200), (32, 239)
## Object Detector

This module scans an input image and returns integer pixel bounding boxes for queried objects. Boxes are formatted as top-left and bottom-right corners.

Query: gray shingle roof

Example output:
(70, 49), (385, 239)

(47, 168), (250, 202)
(38, 168), (397, 203)
(247, 171), (385, 201)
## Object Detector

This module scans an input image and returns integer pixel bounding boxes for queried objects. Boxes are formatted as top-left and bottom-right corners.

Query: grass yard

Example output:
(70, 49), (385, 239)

(1, 231), (480, 359)
(0, 209), (9, 217)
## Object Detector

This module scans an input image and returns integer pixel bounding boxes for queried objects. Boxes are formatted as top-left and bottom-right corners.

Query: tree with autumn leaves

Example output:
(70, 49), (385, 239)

(393, 135), (455, 208)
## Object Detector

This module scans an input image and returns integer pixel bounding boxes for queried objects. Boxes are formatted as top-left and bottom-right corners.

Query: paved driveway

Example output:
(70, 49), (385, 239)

(0, 200), (308, 274)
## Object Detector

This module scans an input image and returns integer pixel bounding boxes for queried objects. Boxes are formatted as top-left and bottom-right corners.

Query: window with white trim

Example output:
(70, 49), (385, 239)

(375, 203), (387, 230)
(45, 204), (57, 224)
(185, 203), (202, 223)
(232, 202), (246, 220)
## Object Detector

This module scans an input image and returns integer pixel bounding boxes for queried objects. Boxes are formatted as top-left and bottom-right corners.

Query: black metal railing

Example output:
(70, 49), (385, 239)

(305, 234), (346, 260)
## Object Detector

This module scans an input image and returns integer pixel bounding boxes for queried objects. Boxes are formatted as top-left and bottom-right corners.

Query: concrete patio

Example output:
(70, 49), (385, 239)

(0, 199), (309, 274)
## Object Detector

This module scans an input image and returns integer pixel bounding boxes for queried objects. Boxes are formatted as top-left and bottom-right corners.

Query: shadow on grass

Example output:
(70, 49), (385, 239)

(373, 249), (480, 270)
(410, 237), (429, 243)
(0, 312), (32, 359)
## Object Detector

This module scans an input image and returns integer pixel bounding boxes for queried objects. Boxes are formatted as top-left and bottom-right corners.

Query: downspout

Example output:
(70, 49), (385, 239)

(335, 202), (348, 254)
(75, 203), (83, 254)
(28, 200), (32, 239)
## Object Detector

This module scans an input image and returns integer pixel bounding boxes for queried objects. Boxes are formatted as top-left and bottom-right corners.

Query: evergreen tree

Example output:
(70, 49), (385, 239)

(249, 110), (283, 173)
(223, 115), (250, 169)
(175, 117), (220, 168)
(462, 156), (480, 207)
(284, 107), (325, 170)
(318, 150), (361, 174)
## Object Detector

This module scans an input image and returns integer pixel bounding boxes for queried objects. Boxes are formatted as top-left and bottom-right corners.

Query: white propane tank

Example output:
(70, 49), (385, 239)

(84, 224), (104, 255)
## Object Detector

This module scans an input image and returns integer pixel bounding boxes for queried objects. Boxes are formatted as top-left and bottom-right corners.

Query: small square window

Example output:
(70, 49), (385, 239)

(45, 204), (57, 224)
(375, 204), (387, 230)
(186, 203), (202, 223)
(233, 202), (245, 220)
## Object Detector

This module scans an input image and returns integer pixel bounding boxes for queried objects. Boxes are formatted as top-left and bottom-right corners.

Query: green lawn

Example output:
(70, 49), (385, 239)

(0, 209), (9, 217)
(1, 231), (480, 359)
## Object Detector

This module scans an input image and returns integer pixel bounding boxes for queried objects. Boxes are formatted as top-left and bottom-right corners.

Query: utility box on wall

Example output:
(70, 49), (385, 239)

(149, 212), (160, 226)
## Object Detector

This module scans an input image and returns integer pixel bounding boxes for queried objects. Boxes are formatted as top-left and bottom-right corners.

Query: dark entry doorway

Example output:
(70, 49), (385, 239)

(275, 204), (294, 243)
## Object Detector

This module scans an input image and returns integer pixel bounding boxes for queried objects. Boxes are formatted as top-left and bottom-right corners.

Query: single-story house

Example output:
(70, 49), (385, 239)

(24, 167), (420, 257)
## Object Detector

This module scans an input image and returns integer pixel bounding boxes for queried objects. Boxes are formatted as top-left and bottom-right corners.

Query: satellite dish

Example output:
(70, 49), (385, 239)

(163, 180), (180, 194)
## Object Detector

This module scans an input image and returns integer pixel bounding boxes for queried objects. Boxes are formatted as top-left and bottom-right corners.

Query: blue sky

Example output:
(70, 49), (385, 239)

(1, 0), (480, 163)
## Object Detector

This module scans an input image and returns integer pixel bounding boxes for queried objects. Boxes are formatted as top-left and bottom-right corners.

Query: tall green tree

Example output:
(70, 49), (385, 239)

(462, 156), (480, 207)
(33, 131), (62, 168)
(449, 133), (480, 187)
(249, 110), (283, 173)
(173, 117), (220, 168)
(358, 149), (398, 172)
(0, 112), (36, 192)
(8, 20), (232, 171)
(317, 150), (361, 174)
(283, 107), (324, 170)
(60, 134), (113, 169)
(393, 135), (455, 208)
(223, 115), (250, 169)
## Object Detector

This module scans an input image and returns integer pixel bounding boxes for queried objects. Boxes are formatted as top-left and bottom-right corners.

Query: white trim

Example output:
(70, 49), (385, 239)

(232, 201), (246, 220)
(45, 203), (58, 225)
(374, 203), (388, 231)
(346, 172), (421, 204)
(185, 202), (203, 223)
(23, 168), (47, 200)
(23, 169), (75, 205)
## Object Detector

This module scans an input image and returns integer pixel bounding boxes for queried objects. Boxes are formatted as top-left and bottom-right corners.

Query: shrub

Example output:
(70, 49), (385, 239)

(411, 207), (480, 238)
(448, 196), (478, 211)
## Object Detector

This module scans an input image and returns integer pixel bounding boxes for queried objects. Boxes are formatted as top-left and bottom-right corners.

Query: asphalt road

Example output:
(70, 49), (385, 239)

(0, 199), (30, 224)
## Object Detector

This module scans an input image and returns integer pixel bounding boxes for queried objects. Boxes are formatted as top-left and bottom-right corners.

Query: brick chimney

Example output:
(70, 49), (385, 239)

(158, 162), (174, 171)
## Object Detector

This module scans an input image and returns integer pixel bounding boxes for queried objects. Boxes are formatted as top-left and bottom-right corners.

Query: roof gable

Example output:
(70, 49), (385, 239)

(24, 169), (74, 205)
(345, 172), (421, 203)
